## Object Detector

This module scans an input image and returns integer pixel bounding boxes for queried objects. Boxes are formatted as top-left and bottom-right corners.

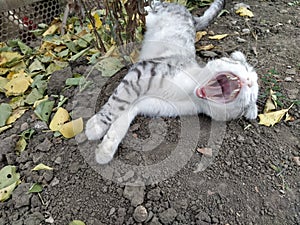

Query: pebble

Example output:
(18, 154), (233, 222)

(242, 28), (251, 34)
(54, 156), (62, 164)
(286, 68), (296, 75)
(133, 205), (148, 222)
(123, 185), (145, 207)
(109, 207), (116, 216)
(12, 183), (32, 209)
(159, 208), (177, 224)
(237, 37), (247, 43)
(50, 177), (60, 186)
(35, 138), (52, 152)
(148, 216), (162, 225)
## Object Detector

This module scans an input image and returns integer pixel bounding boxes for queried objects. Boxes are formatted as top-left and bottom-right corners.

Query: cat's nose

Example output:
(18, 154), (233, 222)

(246, 77), (253, 87)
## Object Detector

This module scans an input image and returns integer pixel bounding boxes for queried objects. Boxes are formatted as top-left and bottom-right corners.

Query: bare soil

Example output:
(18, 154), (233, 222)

(0, 0), (299, 225)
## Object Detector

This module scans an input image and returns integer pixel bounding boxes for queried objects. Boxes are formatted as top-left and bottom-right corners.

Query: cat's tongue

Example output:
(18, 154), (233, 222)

(196, 73), (241, 103)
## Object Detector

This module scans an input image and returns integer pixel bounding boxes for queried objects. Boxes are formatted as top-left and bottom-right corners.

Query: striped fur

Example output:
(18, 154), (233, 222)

(85, 2), (258, 164)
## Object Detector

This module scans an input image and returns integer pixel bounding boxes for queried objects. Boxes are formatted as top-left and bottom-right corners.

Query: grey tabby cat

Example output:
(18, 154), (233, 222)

(85, 0), (259, 164)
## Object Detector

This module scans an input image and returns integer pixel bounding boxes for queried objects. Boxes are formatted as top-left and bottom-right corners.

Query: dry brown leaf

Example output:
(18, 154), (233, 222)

(196, 44), (215, 51)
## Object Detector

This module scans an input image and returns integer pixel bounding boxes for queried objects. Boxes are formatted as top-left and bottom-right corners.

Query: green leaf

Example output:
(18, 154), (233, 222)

(17, 41), (33, 55)
(28, 183), (43, 193)
(0, 103), (12, 126)
(46, 63), (63, 75)
(32, 163), (53, 171)
(20, 128), (35, 140)
(57, 49), (69, 58)
(95, 57), (124, 77)
(15, 137), (27, 153)
(69, 220), (86, 225)
(29, 58), (45, 73)
(25, 88), (44, 105)
(65, 41), (78, 53)
(34, 100), (54, 122)
(31, 75), (48, 94)
(0, 166), (20, 202)
(0, 77), (9, 93)
(69, 48), (90, 62)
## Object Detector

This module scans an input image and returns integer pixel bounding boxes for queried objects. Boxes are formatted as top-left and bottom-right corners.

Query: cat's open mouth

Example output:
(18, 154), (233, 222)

(196, 72), (241, 103)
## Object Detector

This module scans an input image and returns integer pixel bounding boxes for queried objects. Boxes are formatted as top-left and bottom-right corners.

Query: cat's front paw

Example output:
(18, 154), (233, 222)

(85, 114), (109, 140)
(244, 104), (258, 120)
(95, 131), (118, 164)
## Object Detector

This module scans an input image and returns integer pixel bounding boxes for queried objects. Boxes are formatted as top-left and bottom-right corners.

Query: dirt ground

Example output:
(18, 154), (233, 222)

(0, 0), (300, 224)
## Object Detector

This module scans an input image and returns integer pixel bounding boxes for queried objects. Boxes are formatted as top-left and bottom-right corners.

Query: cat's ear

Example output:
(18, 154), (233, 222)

(230, 51), (247, 64)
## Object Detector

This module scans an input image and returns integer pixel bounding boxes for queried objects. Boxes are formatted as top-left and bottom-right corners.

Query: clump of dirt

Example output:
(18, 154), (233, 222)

(0, 1), (299, 225)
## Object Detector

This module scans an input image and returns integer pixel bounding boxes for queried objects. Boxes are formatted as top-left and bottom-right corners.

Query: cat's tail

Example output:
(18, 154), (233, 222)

(193, 0), (225, 31)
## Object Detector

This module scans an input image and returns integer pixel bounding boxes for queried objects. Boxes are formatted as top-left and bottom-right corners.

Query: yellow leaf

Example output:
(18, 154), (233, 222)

(196, 44), (215, 51)
(0, 77), (8, 92)
(33, 95), (49, 108)
(236, 7), (254, 17)
(6, 108), (28, 124)
(195, 31), (207, 42)
(32, 163), (53, 171)
(208, 34), (229, 40)
(258, 109), (289, 126)
(263, 89), (278, 113)
(4, 77), (32, 96)
(59, 118), (83, 138)
(0, 182), (18, 202)
(93, 13), (102, 29)
(15, 137), (27, 153)
(0, 125), (12, 134)
(49, 107), (70, 131)
(43, 23), (60, 37)
(0, 52), (23, 67)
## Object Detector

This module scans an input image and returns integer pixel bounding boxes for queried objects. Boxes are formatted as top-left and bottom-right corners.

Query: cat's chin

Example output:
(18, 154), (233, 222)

(195, 72), (241, 104)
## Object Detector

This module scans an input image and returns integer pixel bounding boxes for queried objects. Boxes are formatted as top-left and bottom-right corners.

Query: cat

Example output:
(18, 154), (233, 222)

(85, 0), (259, 164)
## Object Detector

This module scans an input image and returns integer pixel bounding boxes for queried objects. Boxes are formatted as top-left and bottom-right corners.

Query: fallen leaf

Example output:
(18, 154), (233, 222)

(95, 57), (124, 77)
(236, 7), (254, 17)
(196, 44), (215, 51)
(69, 220), (86, 225)
(25, 88), (44, 105)
(49, 107), (70, 131)
(34, 100), (55, 122)
(15, 137), (27, 153)
(29, 58), (45, 73)
(59, 117), (83, 138)
(195, 31), (207, 42)
(4, 72), (33, 96)
(28, 183), (43, 193)
(197, 147), (213, 157)
(0, 77), (9, 92)
(32, 163), (53, 171)
(0, 125), (12, 134)
(43, 23), (60, 37)
(6, 108), (28, 124)
(208, 34), (229, 40)
(0, 166), (20, 202)
(0, 51), (23, 68)
(258, 109), (289, 126)
(0, 103), (12, 126)
(292, 157), (300, 166)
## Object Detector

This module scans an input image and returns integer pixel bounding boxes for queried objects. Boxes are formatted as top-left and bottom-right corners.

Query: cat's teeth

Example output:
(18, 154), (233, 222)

(228, 76), (238, 81)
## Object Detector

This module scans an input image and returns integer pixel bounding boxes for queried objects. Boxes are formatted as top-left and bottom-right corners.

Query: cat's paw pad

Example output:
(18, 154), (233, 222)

(95, 131), (118, 164)
(85, 114), (108, 140)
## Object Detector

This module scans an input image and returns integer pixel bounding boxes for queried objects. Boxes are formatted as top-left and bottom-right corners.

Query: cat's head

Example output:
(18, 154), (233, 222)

(195, 51), (259, 121)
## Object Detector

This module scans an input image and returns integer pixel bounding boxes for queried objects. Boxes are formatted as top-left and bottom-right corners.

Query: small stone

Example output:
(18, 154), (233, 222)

(43, 170), (54, 182)
(237, 37), (246, 43)
(24, 212), (44, 225)
(242, 28), (250, 34)
(122, 170), (134, 182)
(50, 177), (60, 186)
(35, 138), (52, 152)
(284, 77), (293, 82)
(123, 185), (145, 207)
(148, 216), (162, 225)
(133, 205), (148, 222)
(20, 122), (29, 131)
(159, 208), (177, 224)
(286, 68), (296, 75)
(109, 207), (116, 216)
(12, 183), (32, 209)
(54, 156), (62, 164)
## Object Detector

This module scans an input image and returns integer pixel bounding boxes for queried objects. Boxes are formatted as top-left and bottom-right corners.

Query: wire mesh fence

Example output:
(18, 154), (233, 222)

(0, 0), (98, 46)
